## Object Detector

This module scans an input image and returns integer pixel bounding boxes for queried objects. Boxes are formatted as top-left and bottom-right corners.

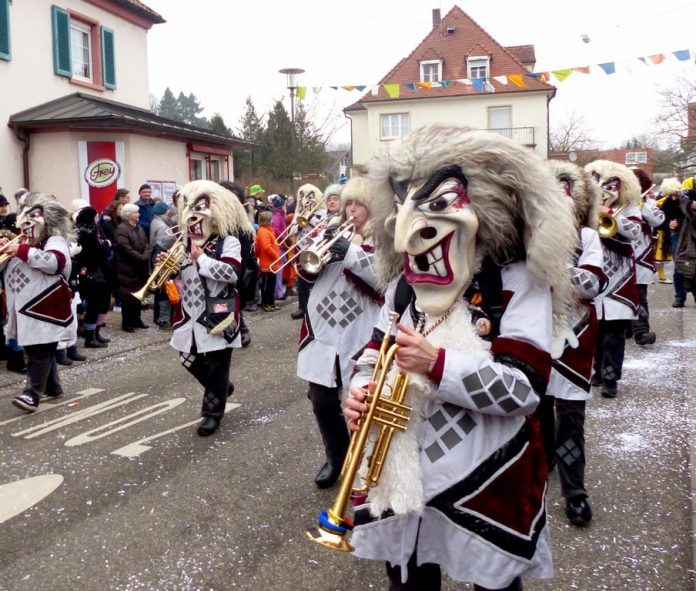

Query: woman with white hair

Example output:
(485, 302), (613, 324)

(115, 203), (150, 332)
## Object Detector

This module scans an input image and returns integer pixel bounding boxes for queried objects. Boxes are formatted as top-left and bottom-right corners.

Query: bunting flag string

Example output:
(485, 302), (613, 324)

(292, 48), (694, 100)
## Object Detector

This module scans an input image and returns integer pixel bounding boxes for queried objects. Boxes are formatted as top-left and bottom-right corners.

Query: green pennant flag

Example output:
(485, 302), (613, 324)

(552, 69), (573, 82)
(384, 83), (400, 98)
(296, 87), (307, 100)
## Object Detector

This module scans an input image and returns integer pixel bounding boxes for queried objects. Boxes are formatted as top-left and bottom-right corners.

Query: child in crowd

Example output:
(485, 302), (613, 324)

(255, 211), (280, 312)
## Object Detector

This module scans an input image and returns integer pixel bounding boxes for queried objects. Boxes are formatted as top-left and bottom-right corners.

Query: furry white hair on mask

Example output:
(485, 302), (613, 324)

(17, 192), (71, 239)
(296, 183), (323, 213)
(369, 124), (577, 317)
(660, 177), (682, 197)
(584, 159), (641, 208)
(548, 160), (601, 230)
(178, 180), (254, 238)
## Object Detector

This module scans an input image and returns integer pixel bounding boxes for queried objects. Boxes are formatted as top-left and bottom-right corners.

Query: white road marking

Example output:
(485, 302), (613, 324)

(111, 402), (241, 458)
(0, 474), (64, 524)
(0, 388), (105, 428)
(65, 397), (188, 447)
(12, 392), (147, 439)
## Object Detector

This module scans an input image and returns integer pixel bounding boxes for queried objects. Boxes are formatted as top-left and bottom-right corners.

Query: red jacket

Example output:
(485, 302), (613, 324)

(255, 225), (280, 272)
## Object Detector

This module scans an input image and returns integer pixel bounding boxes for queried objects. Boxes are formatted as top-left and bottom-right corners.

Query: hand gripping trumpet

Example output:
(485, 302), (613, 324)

(0, 231), (26, 265)
(305, 311), (413, 552)
(131, 233), (187, 301)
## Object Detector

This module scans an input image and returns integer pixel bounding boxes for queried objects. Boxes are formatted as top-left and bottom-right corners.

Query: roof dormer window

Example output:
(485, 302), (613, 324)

(467, 56), (489, 80)
(420, 59), (442, 86)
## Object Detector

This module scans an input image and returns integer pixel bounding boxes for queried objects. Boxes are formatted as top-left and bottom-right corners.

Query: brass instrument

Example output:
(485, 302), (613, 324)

(639, 184), (656, 210)
(597, 202), (628, 240)
(274, 198), (326, 245)
(306, 312), (412, 552)
(268, 216), (331, 274)
(131, 235), (187, 301)
(297, 217), (355, 274)
(0, 232), (26, 265)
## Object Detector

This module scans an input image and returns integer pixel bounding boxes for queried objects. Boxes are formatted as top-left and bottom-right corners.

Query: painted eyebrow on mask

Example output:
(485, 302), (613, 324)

(390, 164), (467, 204)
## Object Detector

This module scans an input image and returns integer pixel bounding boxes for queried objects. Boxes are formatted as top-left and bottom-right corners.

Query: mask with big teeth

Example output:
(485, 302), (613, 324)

(17, 205), (47, 246)
(182, 195), (215, 246)
(387, 165), (478, 315)
(592, 172), (622, 209)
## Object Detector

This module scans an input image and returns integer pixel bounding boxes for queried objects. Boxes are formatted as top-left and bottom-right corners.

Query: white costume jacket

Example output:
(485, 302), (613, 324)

(634, 197), (664, 285)
(1, 236), (73, 346)
(297, 236), (382, 388)
(170, 235), (242, 353)
(349, 262), (553, 589)
(596, 203), (641, 320)
(549, 227), (606, 401)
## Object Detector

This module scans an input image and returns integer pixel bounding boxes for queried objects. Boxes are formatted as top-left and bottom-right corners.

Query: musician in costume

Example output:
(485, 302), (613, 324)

(343, 126), (576, 590)
(290, 184), (326, 320)
(0, 193), (74, 412)
(630, 168), (664, 345)
(297, 176), (383, 488)
(547, 161), (607, 527)
(167, 180), (253, 436)
(584, 160), (641, 399)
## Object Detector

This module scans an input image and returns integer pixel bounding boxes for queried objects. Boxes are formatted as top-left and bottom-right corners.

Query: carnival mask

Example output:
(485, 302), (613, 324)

(182, 195), (215, 247)
(17, 205), (46, 246)
(387, 165), (478, 316)
(593, 173), (622, 209)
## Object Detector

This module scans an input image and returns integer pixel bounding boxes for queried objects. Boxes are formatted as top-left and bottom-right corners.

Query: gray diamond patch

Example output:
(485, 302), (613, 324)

(425, 441), (445, 463)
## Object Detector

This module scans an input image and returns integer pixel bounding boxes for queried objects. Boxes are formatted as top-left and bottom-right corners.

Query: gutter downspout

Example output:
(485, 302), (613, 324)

(14, 128), (31, 189)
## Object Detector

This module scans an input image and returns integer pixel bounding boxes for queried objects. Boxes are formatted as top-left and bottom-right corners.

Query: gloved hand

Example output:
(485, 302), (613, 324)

(551, 315), (579, 360)
(328, 237), (350, 262)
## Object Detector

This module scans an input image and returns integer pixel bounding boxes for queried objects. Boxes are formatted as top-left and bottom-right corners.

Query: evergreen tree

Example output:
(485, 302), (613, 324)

(235, 97), (264, 180)
(157, 87), (180, 120)
(294, 101), (328, 177)
(261, 100), (294, 181)
(177, 92), (207, 127)
(209, 113), (231, 137)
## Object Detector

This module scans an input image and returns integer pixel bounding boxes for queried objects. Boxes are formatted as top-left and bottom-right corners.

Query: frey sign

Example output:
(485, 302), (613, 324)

(78, 141), (125, 212)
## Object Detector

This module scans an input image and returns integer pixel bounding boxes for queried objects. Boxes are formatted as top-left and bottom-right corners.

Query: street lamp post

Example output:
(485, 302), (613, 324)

(279, 67), (304, 196)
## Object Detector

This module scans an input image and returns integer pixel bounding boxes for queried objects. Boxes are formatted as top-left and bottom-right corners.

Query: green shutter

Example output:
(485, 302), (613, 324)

(0, 0), (10, 61)
(101, 26), (116, 89)
(51, 5), (71, 77)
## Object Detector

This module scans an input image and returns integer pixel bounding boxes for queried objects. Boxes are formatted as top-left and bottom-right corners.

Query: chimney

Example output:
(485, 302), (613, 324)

(432, 8), (441, 29)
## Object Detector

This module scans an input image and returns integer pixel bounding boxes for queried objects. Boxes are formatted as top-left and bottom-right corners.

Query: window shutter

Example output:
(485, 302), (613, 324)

(0, 0), (10, 61)
(101, 26), (116, 89)
(51, 5), (71, 77)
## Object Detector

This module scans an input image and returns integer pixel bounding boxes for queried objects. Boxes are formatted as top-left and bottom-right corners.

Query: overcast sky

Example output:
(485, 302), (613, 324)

(144, 0), (696, 148)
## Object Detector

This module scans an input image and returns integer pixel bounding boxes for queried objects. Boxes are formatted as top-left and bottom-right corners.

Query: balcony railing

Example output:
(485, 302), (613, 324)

(486, 127), (536, 147)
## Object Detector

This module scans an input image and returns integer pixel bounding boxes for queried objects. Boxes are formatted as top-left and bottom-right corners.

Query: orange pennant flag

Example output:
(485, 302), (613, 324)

(648, 54), (666, 64)
(416, 81), (432, 90)
(573, 66), (591, 74)
(508, 74), (526, 88)
(341, 85), (355, 91)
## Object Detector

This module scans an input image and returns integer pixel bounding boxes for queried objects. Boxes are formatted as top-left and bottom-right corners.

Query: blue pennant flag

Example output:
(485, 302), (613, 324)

(673, 49), (691, 61)
(404, 82), (417, 92)
(471, 78), (486, 92)
(598, 62), (616, 74)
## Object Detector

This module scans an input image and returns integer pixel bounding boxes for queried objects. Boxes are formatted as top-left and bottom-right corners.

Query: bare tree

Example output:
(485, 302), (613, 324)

(549, 110), (599, 153)
(653, 74), (696, 176)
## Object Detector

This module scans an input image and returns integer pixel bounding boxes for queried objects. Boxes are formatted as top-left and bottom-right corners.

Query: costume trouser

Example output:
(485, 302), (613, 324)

(537, 394), (556, 470)
(259, 271), (276, 306)
(307, 361), (349, 466)
(180, 346), (232, 420)
(386, 550), (522, 591)
(631, 284), (651, 337)
(121, 296), (143, 328)
(593, 319), (629, 384)
(555, 399), (587, 500)
(297, 277), (310, 312)
(23, 342), (62, 403)
(671, 231), (686, 301)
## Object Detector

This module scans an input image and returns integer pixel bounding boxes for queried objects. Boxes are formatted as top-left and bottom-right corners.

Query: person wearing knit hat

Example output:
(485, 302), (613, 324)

(295, 174), (382, 488)
(323, 184), (343, 221)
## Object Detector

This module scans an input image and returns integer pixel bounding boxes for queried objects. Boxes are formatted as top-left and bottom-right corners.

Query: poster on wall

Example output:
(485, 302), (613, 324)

(162, 182), (178, 204)
(77, 141), (125, 213)
(147, 181), (163, 201)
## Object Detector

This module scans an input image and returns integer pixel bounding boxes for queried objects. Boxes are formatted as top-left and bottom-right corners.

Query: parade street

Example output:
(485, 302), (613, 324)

(0, 284), (694, 591)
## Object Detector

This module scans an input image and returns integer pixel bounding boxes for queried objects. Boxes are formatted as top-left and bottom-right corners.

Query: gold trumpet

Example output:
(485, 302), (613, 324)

(597, 202), (628, 240)
(0, 232), (26, 265)
(274, 198), (326, 245)
(131, 235), (187, 301)
(306, 312), (412, 552)
(297, 217), (355, 274)
(268, 216), (332, 274)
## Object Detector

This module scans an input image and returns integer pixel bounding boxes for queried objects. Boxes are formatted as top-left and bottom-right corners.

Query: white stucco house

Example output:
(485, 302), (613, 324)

(344, 6), (556, 167)
(0, 0), (253, 212)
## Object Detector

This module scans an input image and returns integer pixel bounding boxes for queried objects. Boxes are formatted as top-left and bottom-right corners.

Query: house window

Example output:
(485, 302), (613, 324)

(51, 5), (116, 89)
(467, 56), (489, 79)
(625, 152), (647, 165)
(70, 20), (91, 81)
(209, 159), (221, 182)
(380, 113), (409, 139)
(420, 60), (442, 85)
(488, 106), (512, 136)
(0, 0), (10, 61)
(190, 158), (204, 180)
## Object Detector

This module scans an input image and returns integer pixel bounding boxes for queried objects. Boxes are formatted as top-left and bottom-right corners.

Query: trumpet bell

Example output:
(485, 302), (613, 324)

(298, 250), (325, 275)
(131, 285), (149, 302)
(305, 510), (354, 552)
(597, 213), (618, 239)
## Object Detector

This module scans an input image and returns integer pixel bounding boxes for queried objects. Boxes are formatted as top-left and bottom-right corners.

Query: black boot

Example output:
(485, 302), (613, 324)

(84, 329), (107, 348)
(95, 327), (110, 343)
(197, 416), (220, 436)
(67, 345), (87, 361)
(6, 350), (27, 374)
(308, 384), (350, 488)
(55, 348), (73, 366)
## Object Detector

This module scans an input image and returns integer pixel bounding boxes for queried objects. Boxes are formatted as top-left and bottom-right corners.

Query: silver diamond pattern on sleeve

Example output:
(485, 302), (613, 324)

(462, 364), (532, 413)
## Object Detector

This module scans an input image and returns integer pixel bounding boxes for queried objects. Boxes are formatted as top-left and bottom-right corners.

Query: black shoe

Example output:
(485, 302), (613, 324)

(227, 383), (235, 398)
(566, 495), (593, 526)
(601, 380), (618, 398)
(241, 330), (251, 348)
(314, 462), (341, 489)
(122, 326), (135, 333)
(197, 417), (220, 437)
(243, 303), (258, 312)
(290, 309), (305, 320)
(55, 349), (73, 366)
(634, 332), (656, 346)
(672, 299), (685, 308)
(134, 322), (150, 329)
(12, 394), (39, 413)
(590, 374), (602, 387)
(95, 328), (110, 344)
(66, 345), (87, 361)
(84, 329), (108, 348)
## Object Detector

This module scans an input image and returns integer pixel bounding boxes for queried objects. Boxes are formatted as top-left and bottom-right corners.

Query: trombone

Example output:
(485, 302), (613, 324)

(274, 198), (326, 245)
(297, 217), (354, 274)
(306, 311), (412, 552)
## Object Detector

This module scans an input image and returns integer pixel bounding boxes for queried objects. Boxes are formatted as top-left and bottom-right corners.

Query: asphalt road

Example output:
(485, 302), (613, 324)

(0, 283), (694, 591)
